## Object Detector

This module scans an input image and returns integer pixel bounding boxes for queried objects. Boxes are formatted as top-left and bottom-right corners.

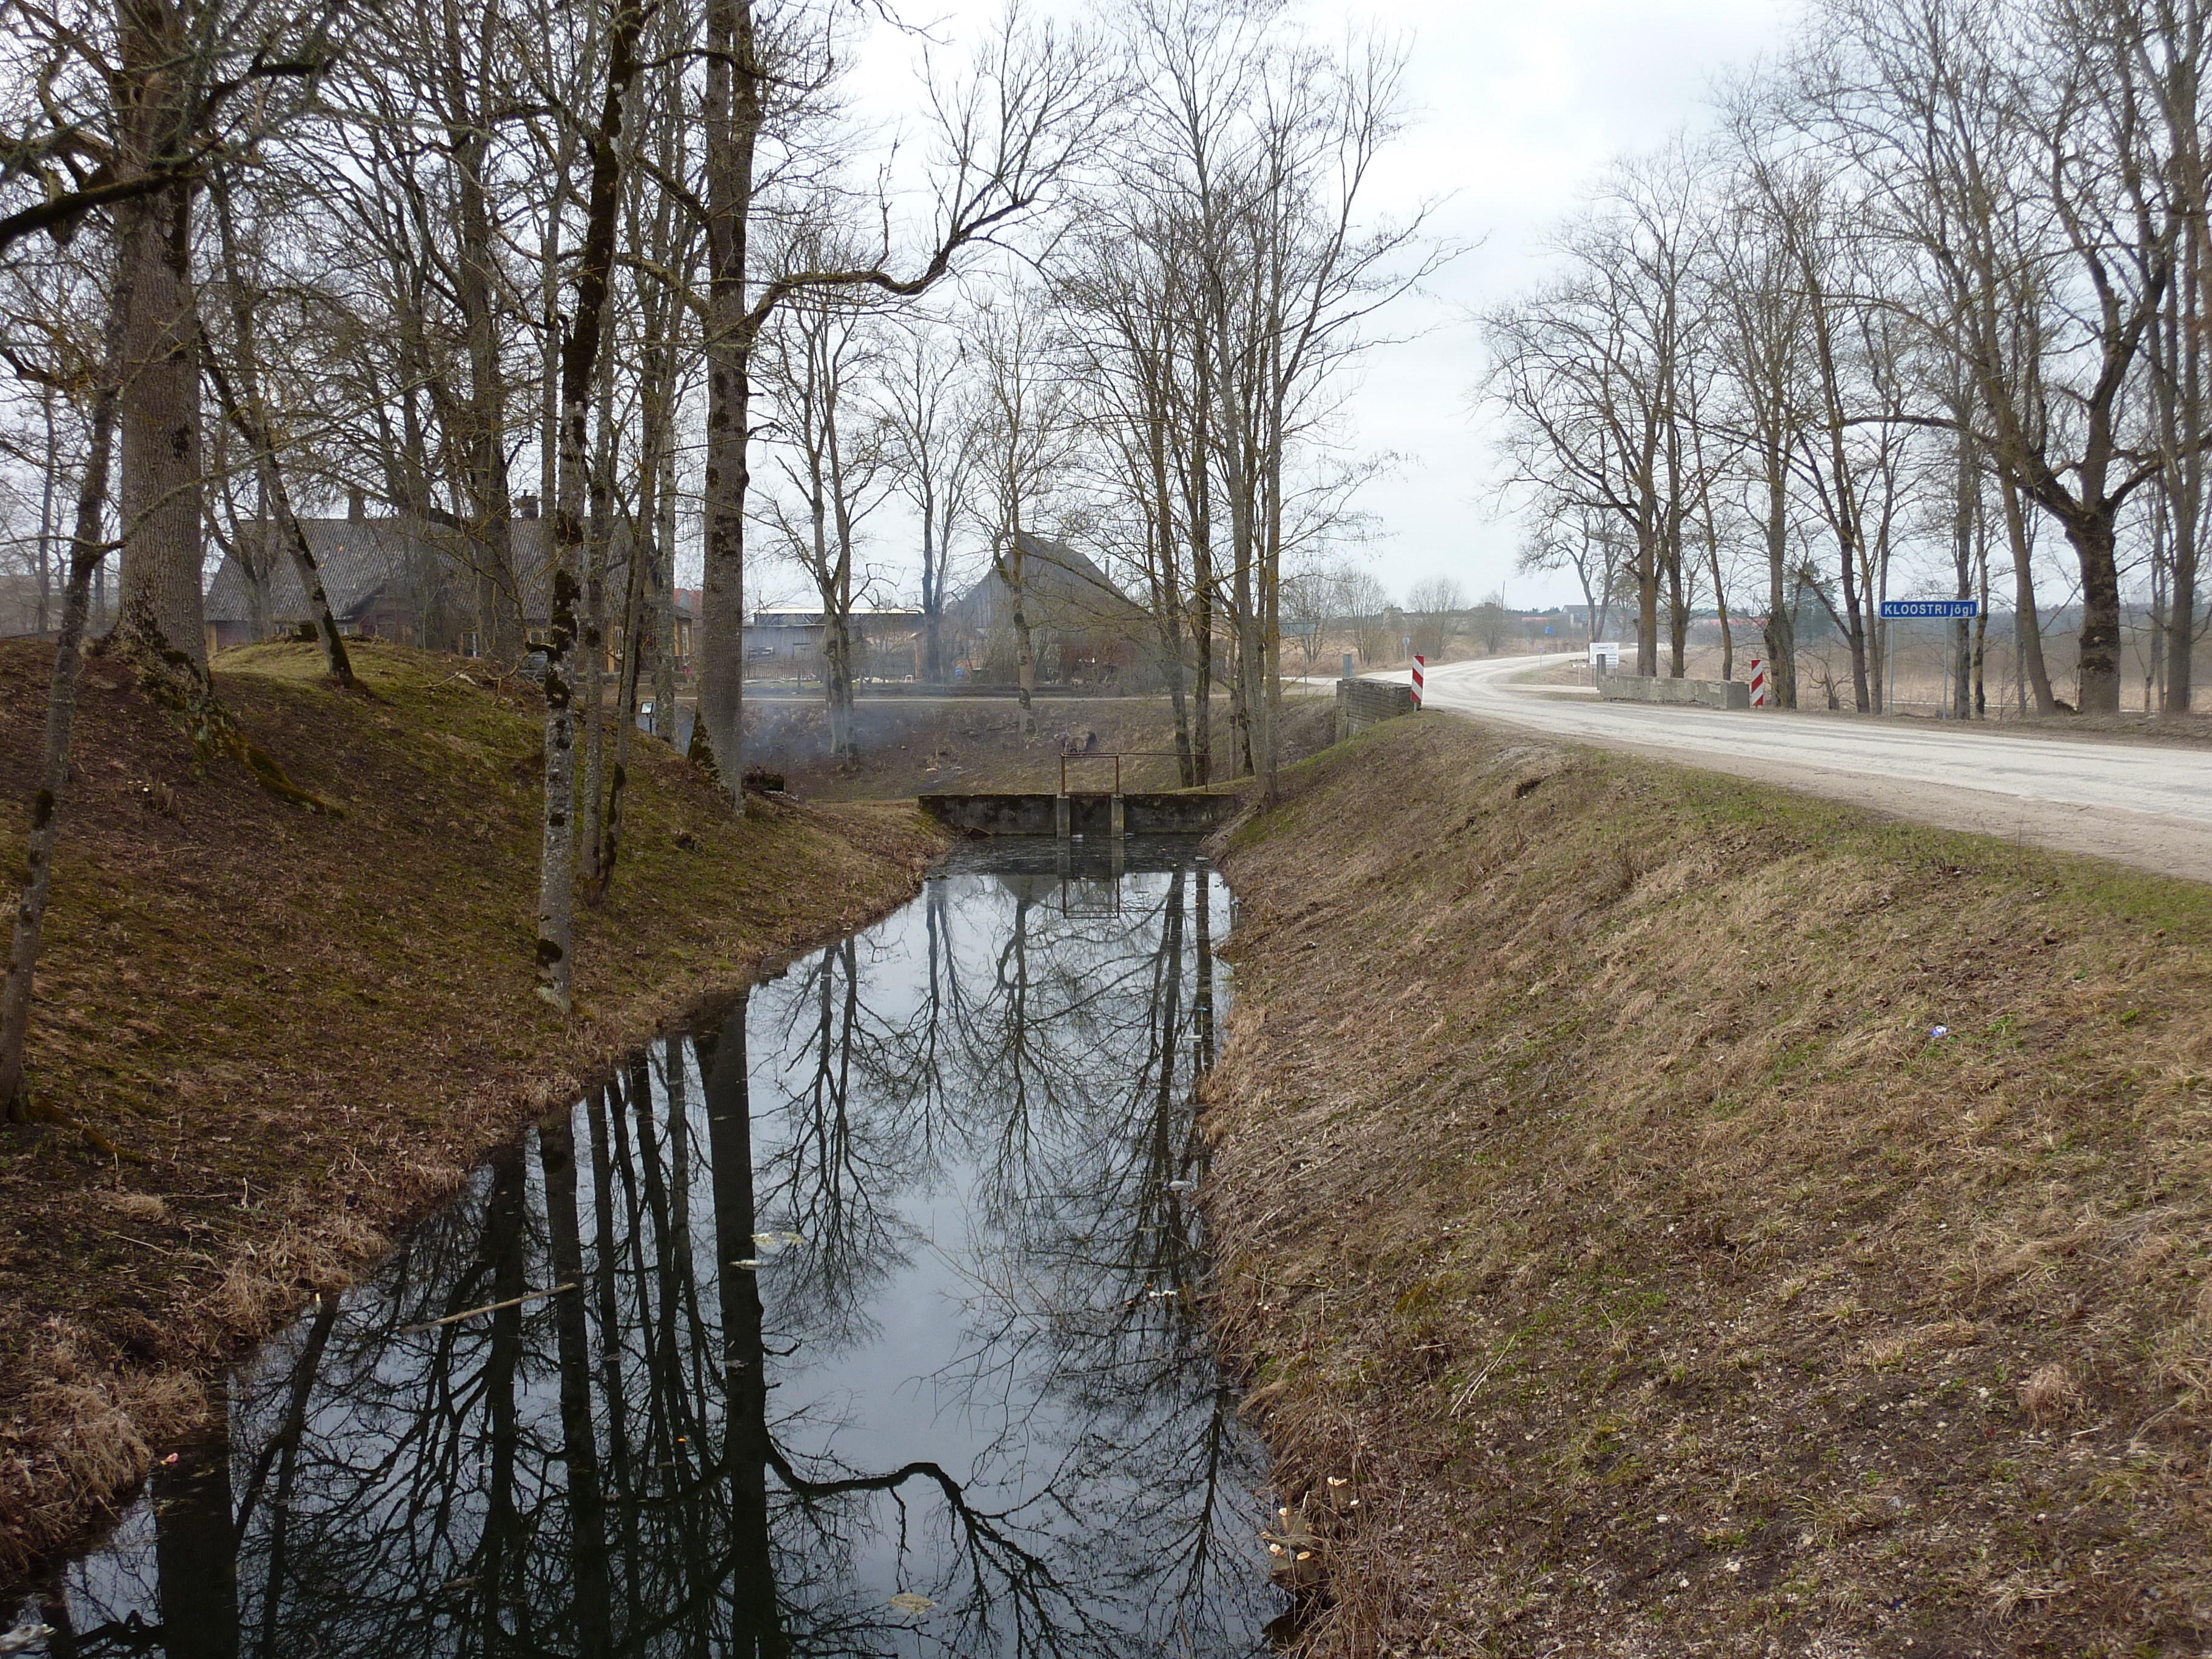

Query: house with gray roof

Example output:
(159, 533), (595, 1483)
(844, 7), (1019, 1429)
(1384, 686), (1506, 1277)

(204, 494), (691, 672)
(948, 532), (1162, 687)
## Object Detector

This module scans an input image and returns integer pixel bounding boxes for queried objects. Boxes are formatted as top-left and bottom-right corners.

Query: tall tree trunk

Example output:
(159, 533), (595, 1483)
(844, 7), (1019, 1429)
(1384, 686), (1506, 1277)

(580, 346), (615, 878)
(152, 1401), (238, 1659)
(999, 534), (1036, 737)
(1704, 523), (1732, 682)
(35, 390), (55, 638)
(1953, 426), (1977, 719)
(206, 183), (357, 684)
(653, 434), (679, 741)
(2161, 225), (2202, 712)
(1634, 517), (1660, 678)
(537, 0), (645, 1010)
(540, 1107), (614, 1654)
(593, 516), (648, 903)
(1839, 536), (1871, 714)
(451, 98), (523, 659)
(1974, 491), (1991, 717)
(1999, 474), (2059, 714)
(699, 996), (788, 1657)
(2063, 511), (2125, 714)
(695, 0), (763, 788)
(114, 0), (206, 668)
(1187, 375), (1214, 785)
(0, 300), (125, 1123)
(1229, 458), (1258, 778)
(1761, 446), (1797, 708)
(919, 488), (942, 683)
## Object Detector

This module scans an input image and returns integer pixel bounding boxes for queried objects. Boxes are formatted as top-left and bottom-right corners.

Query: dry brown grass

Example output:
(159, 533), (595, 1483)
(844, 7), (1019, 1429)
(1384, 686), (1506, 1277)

(1203, 712), (2212, 1657)
(0, 639), (944, 1583)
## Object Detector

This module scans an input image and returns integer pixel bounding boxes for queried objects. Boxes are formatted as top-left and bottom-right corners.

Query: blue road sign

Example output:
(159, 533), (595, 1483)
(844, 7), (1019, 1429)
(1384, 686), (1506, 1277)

(1880, 598), (1980, 620)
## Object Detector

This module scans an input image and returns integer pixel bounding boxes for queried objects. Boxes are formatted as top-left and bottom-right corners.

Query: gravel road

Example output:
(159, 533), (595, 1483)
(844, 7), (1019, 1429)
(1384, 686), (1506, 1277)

(1390, 655), (2212, 885)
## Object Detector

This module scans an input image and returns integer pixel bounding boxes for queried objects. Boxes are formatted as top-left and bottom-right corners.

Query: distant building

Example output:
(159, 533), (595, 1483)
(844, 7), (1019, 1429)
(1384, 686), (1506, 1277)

(948, 533), (1159, 686)
(203, 493), (692, 672)
(0, 572), (68, 638)
(742, 607), (925, 681)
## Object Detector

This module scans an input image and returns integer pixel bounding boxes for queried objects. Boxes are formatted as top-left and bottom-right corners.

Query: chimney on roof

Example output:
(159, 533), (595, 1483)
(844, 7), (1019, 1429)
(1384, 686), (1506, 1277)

(517, 494), (540, 520)
(347, 487), (366, 521)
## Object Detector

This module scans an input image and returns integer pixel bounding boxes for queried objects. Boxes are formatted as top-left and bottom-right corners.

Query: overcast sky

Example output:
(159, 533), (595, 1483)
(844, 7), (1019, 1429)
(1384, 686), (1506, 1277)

(803, 0), (1800, 612)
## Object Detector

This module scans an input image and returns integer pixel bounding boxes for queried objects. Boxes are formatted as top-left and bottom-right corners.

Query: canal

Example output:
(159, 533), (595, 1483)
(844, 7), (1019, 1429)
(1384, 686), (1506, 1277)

(8, 836), (1279, 1657)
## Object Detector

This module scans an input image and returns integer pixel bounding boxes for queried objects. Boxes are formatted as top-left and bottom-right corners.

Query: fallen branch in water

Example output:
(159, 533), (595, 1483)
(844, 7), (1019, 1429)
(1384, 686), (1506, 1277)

(401, 1282), (577, 1333)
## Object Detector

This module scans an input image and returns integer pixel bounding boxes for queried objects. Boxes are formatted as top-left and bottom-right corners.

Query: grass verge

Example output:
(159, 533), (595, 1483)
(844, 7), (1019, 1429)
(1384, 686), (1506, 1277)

(0, 638), (945, 1581)
(1205, 712), (2210, 1657)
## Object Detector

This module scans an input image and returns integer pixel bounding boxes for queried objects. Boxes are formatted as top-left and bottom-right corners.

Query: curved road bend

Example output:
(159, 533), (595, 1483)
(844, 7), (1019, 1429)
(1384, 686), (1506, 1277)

(1367, 655), (2212, 886)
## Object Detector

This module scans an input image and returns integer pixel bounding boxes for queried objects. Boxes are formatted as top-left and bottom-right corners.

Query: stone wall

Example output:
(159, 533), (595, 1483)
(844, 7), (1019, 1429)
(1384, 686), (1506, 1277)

(918, 793), (1059, 834)
(1336, 677), (1418, 741)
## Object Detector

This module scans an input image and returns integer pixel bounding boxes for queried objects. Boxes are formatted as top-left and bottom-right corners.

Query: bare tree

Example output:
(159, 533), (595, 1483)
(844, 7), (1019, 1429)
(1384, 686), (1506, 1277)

(535, 0), (650, 1013)
(970, 287), (1081, 737)
(874, 319), (980, 686)
(691, 5), (1105, 788)
(1805, 0), (2190, 714)
(1404, 572), (1466, 660)
(757, 269), (893, 764)
(1484, 149), (1719, 679)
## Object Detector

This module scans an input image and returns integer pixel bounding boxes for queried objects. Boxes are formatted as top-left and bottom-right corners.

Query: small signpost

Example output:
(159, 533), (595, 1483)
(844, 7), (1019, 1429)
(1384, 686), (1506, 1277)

(1878, 600), (1980, 620)
(1588, 641), (1621, 672)
(1411, 654), (1426, 708)
(1748, 657), (1769, 707)
(1878, 598), (1980, 717)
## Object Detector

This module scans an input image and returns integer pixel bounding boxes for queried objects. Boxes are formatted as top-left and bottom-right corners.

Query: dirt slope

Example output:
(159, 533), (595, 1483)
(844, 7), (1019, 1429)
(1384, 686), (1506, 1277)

(0, 639), (943, 1580)
(1204, 712), (2210, 1658)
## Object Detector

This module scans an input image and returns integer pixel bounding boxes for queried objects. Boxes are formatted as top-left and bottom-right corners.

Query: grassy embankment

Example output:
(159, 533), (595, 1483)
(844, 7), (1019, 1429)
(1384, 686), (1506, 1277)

(1206, 712), (2210, 1657)
(0, 638), (944, 1580)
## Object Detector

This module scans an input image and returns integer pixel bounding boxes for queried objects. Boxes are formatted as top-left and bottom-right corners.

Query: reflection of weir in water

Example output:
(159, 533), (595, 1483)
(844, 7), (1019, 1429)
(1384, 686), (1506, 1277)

(17, 836), (1272, 1658)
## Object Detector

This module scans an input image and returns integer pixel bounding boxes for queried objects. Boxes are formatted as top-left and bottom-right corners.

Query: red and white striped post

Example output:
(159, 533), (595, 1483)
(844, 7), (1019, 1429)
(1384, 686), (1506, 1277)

(1410, 655), (1426, 708)
(1748, 657), (1769, 708)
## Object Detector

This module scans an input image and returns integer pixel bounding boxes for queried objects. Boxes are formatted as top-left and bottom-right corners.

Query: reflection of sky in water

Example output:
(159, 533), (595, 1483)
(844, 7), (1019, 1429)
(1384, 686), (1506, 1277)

(13, 836), (1275, 1658)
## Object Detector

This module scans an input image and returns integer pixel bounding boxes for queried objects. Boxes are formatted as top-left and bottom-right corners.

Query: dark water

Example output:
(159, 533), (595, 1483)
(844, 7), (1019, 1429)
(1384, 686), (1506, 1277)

(10, 836), (1279, 1657)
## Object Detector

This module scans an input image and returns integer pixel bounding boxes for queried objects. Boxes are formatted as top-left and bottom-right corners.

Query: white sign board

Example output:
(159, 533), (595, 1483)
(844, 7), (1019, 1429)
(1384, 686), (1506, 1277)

(1589, 642), (1623, 669)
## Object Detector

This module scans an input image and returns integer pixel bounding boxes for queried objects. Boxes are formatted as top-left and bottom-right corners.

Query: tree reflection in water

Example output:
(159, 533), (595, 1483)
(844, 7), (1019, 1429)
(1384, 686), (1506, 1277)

(23, 836), (1275, 1658)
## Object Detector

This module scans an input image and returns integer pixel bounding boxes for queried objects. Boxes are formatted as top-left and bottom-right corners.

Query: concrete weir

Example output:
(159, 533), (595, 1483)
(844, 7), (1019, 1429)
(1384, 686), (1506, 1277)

(919, 789), (1239, 838)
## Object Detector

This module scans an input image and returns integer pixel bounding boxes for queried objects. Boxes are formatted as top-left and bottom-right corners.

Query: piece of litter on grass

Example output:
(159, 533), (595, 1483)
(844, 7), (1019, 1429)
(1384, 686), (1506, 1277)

(1929, 1025), (1951, 1039)
(888, 1592), (936, 1615)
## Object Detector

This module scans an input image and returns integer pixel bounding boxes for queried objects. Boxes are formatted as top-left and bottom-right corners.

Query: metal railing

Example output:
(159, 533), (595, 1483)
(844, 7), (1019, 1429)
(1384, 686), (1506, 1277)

(1058, 752), (1124, 796)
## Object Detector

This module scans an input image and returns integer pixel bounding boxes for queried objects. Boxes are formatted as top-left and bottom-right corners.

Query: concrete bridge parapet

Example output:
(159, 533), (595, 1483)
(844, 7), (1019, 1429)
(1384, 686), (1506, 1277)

(1336, 677), (1417, 740)
(1595, 671), (1751, 711)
